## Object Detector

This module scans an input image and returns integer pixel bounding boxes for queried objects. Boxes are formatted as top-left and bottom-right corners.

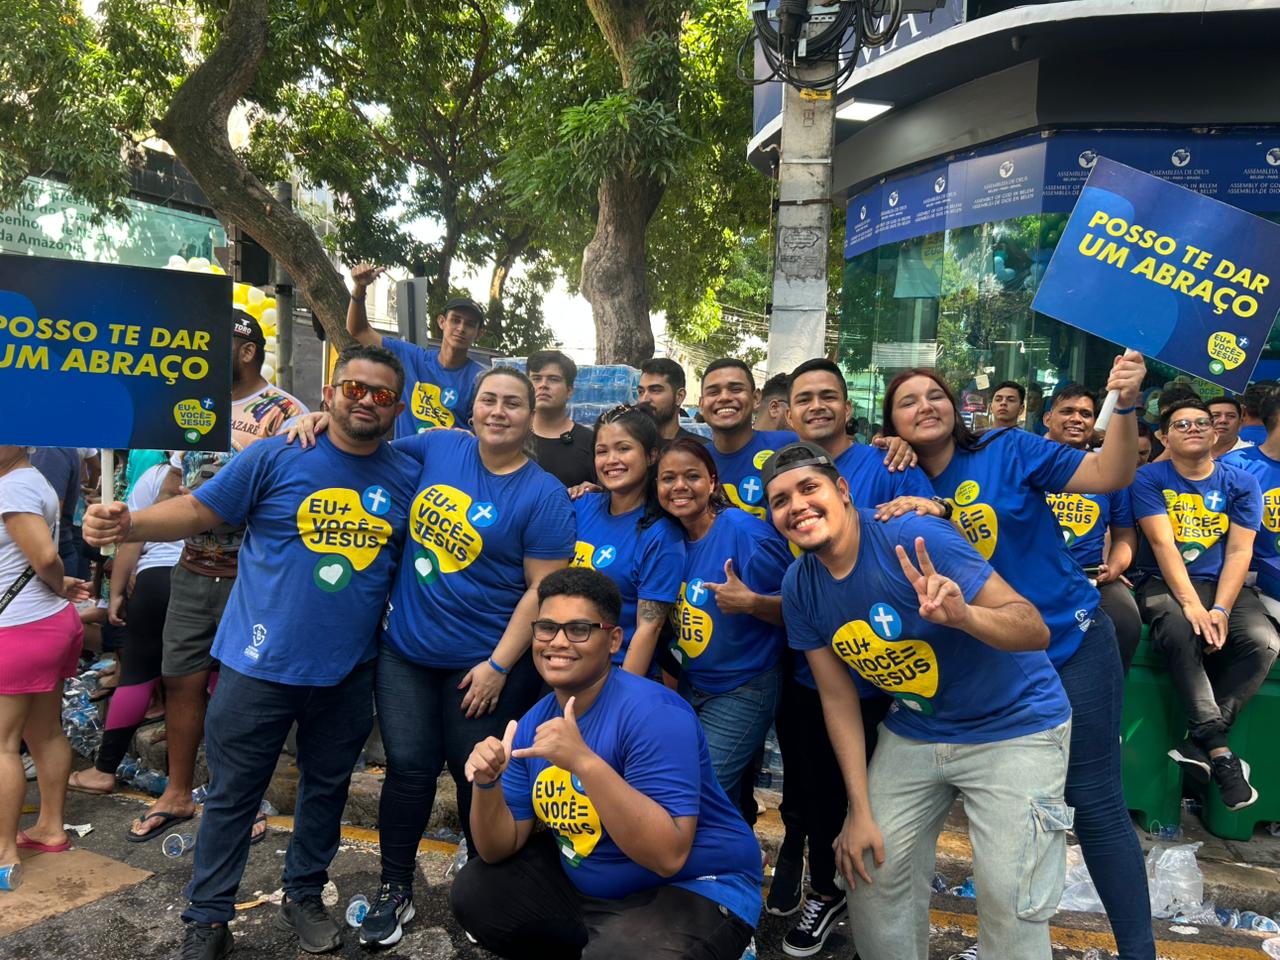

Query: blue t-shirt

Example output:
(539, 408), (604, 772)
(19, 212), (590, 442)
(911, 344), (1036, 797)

(570, 493), (685, 667)
(930, 428), (1098, 667)
(193, 434), (418, 685)
(1045, 489), (1134, 570)
(1131, 458), (1262, 582)
(502, 669), (762, 924)
(791, 444), (934, 692)
(1240, 424), (1268, 446)
(383, 430), (576, 668)
(1222, 445), (1280, 597)
(708, 429), (797, 521)
(668, 507), (790, 693)
(381, 337), (486, 436)
(784, 512), (1071, 743)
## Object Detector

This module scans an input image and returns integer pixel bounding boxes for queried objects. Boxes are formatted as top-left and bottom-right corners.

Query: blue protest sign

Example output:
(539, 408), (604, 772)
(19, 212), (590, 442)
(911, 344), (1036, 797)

(1032, 157), (1280, 393)
(0, 254), (232, 450)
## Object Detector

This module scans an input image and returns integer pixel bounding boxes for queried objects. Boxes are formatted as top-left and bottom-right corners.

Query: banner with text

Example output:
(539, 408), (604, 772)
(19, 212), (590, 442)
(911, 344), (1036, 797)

(1031, 158), (1280, 393)
(0, 254), (232, 450)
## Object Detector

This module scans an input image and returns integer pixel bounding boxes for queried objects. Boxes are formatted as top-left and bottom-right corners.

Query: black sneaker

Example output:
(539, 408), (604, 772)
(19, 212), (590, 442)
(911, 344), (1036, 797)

(275, 895), (342, 954)
(1210, 752), (1258, 811)
(766, 840), (805, 916)
(1168, 738), (1212, 783)
(177, 922), (233, 960)
(359, 883), (416, 948)
(783, 895), (847, 958)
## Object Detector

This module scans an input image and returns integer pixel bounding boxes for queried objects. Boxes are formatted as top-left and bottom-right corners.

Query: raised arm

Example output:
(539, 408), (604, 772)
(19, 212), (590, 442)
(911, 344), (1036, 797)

(1063, 351), (1145, 494)
(347, 263), (386, 347)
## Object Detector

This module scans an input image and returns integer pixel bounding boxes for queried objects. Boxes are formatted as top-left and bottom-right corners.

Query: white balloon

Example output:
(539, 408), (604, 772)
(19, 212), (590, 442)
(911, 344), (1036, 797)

(166, 254), (187, 269)
(188, 257), (210, 271)
(264, 335), (277, 348)
(260, 307), (277, 328)
(261, 363), (276, 383)
(247, 287), (266, 306)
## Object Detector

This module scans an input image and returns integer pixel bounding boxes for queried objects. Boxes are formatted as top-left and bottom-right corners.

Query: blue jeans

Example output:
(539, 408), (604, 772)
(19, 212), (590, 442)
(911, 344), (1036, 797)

(182, 662), (375, 924)
(375, 647), (545, 886)
(679, 667), (779, 820)
(1058, 612), (1156, 960)
(848, 721), (1072, 960)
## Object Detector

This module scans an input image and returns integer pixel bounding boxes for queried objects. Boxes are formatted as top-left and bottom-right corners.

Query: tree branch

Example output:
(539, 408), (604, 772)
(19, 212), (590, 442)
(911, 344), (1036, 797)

(153, 0), (353, 349)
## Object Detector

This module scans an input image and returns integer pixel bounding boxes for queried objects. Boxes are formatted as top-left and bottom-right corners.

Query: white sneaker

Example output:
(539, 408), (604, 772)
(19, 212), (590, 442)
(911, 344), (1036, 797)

(22, 754), (36, 781)
(948, 947), (978, 960)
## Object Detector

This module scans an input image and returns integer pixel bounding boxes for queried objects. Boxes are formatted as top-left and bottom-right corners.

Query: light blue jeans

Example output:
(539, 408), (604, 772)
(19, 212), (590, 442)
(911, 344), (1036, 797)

(847, 720), (1073, 960)
(679, 666), (780, 812)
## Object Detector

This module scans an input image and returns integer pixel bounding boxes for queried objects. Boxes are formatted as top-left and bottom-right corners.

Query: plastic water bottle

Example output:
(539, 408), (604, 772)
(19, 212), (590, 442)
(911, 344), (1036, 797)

(1148, 820), (1182, 841)
(1216, 907), (1241, 928)
(739, 937), (757, 960)
(446, 837), (469, 878)
(191, 784), (208, 805)
(949, 877), (977, 898)
(133, 769), (169, 795)
(345, 894), (369, 928)
(162, 833), (196, 858)
(0, 862), (21, 891)
(1240, 911), (1280, 933)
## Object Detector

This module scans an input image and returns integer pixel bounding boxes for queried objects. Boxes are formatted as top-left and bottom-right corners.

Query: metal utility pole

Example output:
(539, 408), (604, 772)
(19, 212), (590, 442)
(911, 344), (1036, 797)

(273, 181), (294, 394)
(767, 73), (836, 374)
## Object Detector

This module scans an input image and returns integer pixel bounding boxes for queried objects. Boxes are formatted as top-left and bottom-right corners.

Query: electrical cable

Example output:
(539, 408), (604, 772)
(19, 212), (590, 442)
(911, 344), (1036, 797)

(738, 0), (902, 92)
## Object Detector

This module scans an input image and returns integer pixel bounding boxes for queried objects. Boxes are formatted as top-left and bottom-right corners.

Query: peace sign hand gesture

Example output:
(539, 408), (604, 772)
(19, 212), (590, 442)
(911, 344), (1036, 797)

(895, 536), (969, 628)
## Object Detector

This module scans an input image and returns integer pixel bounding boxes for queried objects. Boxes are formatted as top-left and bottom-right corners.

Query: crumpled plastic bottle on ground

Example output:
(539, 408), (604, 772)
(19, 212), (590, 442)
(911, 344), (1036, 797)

(1058, 845), (1105, 914)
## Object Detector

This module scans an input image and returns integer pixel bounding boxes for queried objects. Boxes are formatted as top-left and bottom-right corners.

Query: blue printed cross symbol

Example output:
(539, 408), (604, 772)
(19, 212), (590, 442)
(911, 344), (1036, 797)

(200, 397), (216, 410)
(1205, 490), (1225, 512)
(469, 501), (498, 527)
(870, 603), (902, 640)
(739, 476), (763, 504)
(1240, 337), (1251, 349)
(593, 545), (617, 568)
(441, 387), (458, 408)
(686, 578), (708, 606)
(362, 485), (391, 516)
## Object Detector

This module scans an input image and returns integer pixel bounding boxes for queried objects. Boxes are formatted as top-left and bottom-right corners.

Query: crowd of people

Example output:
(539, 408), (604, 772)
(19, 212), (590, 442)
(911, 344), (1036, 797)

(4, 267), (1280, 960)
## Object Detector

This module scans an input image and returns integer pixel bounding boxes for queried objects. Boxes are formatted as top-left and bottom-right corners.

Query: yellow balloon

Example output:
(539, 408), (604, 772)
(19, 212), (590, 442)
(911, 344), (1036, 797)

(209, 263), (227, 275)
(245, 301), (266, 320)
(262, 297), (276, 312)
(233, 283), (249, 305)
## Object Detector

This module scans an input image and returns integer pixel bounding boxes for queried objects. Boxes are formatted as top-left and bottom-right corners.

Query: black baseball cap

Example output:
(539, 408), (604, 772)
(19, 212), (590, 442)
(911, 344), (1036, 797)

(761, 440), (841, 491)
(232, 308), (265, 345)
(442, 297), (485, 326)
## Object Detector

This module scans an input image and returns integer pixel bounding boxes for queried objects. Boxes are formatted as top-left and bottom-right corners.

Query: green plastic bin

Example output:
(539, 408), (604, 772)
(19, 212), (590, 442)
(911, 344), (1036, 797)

(1120, 628), (1186, 832)
(1204, 654), (1280, 840)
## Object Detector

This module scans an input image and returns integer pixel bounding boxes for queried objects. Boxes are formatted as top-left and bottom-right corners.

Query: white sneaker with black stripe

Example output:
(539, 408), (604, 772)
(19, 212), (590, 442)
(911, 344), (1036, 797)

(783, 894), (848, 957)
(947, 947), (978, 960)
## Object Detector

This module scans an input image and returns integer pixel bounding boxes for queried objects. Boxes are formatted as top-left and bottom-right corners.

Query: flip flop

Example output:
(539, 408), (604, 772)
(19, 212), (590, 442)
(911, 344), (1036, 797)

(17, 830), (71, 853)
(67, 769), (115, 796)
(250, 811), (268, 846)
(127, 809), (193, 843)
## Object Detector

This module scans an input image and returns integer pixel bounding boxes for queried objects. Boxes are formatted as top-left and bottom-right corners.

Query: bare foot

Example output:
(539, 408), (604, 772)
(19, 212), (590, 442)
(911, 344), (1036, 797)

(20, 824), (70, 848)
(68, 768), (116, 794)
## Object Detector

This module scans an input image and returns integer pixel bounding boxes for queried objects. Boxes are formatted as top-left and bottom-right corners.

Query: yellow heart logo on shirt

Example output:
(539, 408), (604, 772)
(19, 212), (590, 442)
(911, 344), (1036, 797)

(410, 485), (483, 574)
(830, 619), (939, 699)
(533, 766), (602, 866)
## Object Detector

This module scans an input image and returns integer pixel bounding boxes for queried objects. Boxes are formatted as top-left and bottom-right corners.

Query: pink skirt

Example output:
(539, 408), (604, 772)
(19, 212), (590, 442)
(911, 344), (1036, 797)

(0, 604), (84, 695)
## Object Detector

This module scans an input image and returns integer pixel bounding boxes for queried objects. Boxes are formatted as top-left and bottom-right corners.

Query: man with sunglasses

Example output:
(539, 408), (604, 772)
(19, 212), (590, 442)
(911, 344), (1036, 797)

(85, 345), (420, 960)
(451, 567), (762, 960)
(1132, 399), (1278, 812)
(109, 309), (309, 849)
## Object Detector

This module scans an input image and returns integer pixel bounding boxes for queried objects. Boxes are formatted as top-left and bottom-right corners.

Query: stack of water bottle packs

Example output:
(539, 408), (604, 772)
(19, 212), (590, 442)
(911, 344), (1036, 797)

(494, 359), (641, 426)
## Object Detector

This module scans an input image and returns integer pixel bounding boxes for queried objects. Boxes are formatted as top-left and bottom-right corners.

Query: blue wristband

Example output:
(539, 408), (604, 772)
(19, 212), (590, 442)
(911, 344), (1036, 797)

(474, 779), (499, 790)
(1212, 604), (1229, 616)
(487, 657), (509, 675)
(1112, 405), (1138, 416)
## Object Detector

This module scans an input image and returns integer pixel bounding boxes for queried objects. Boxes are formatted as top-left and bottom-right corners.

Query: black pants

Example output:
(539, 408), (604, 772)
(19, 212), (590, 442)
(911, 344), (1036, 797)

(1099, 579), (1142, 676)
(775, 676), (889, 898)
(1138, 577), (1280, 750)
(450, 831), (754, 960)
(375, 647), (545, 885)
(96, 565), (171, 775)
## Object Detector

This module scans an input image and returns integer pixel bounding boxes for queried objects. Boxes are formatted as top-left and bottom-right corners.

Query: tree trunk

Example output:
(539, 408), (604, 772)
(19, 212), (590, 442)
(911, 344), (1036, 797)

(581, 172), (660, 365)
(153, 0), (352, 349)
(487, 226), (533, 334)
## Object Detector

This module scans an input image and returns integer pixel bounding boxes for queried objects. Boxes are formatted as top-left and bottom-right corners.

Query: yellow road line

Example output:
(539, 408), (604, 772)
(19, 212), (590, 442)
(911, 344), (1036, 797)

(930, 908), (1264, 959)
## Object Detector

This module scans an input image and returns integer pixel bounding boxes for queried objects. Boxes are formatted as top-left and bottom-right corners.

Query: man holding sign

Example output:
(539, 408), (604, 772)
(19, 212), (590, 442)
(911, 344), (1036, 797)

(1131, 399), (1278, 812)
(451, 567), (762, 960)
(84, 345), (418, 960)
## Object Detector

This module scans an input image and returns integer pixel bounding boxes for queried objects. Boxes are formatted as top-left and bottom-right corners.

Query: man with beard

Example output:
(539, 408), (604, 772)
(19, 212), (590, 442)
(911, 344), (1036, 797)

(101, 309), (308, 847)
(1041, 385), (1142, 674)
(637, 358), (707, 445)
(84, 345), (418, 960)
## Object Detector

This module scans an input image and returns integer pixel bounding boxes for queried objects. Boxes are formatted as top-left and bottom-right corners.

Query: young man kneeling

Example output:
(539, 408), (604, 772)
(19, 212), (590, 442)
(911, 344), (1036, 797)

(450, 567), (762, 959)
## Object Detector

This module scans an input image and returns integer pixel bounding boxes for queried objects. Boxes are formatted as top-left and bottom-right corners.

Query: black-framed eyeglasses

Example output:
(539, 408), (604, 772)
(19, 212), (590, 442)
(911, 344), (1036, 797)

(337, 379), (399, 407)
(598, 403), (639, 425)
(1169, 417), (1213, 433)
(531, 618), (616, 643)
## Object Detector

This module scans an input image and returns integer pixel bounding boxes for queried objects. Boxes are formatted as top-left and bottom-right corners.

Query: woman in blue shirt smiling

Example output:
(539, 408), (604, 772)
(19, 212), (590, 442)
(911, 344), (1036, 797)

(656, 438), (791, 824)
(571, 406), (685, 676)
(875, 356), (1156, 960)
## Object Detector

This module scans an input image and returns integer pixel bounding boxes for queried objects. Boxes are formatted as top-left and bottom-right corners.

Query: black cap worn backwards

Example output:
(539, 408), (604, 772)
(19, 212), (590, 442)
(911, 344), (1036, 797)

(442, 296), (486, 326)
(760, 440), (841, 491)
